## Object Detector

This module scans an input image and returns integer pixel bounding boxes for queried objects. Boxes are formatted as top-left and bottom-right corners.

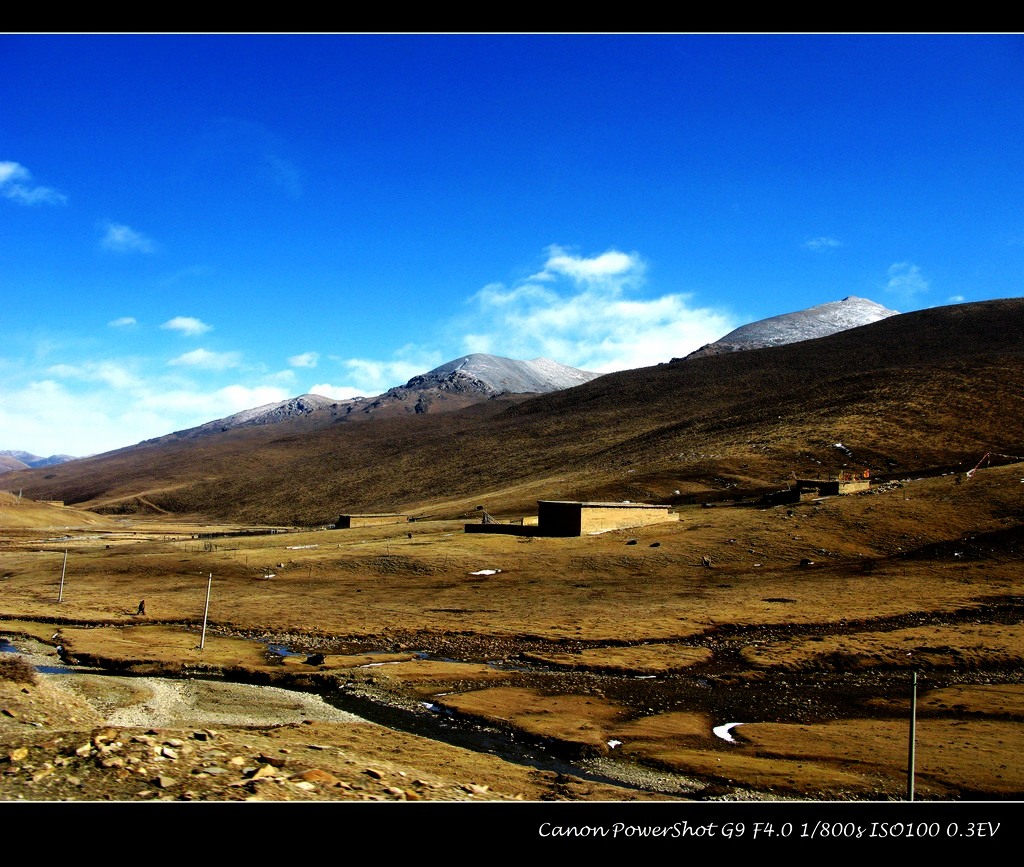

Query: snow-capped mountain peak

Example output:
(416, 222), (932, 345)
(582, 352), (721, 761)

(684, 296), (900, 359)
(149, 355), (601, 443)
(399, 353), (600, 396)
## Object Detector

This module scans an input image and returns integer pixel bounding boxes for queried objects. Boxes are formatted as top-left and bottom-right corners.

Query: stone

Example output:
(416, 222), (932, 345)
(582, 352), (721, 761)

(248, 764), (279, 780)
(92, 728), (118, 746)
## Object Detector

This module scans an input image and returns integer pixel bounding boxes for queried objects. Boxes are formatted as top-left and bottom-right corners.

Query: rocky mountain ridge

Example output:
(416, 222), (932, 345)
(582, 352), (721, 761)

(3, 297), (896, 458)
(154, 297), (896, 447)
(5, 298), (1021, 524)
(366, 354), (601, 415)
(0, 450), (79, 475)
(155, 354), (600, 442)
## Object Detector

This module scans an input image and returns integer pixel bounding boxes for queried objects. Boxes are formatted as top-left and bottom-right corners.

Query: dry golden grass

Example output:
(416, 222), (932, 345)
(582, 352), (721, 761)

(437, 686), (632, 752)
(5, 299), (1023, 526)
(3, 461), (1020, 801)
(733, 717), (1024, 798)
(1, 301), (1022, 802)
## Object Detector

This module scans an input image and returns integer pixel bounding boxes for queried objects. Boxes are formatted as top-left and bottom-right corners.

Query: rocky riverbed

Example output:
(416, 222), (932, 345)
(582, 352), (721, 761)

(0, 638), (708, 802)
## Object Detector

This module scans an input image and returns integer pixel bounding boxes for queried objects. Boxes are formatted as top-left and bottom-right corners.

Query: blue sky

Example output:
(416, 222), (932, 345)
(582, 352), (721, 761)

(2, 33), (1022, 457)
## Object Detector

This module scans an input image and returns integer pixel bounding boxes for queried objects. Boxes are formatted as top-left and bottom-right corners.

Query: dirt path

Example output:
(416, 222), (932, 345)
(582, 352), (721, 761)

(54, 673), (367, 729)
(9, 637), (365, 729)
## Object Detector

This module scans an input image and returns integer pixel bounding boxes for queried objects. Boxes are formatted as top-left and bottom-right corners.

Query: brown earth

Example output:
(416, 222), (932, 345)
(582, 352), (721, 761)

(1, 461), (1022, 805)
(5, 299), (1022, 526)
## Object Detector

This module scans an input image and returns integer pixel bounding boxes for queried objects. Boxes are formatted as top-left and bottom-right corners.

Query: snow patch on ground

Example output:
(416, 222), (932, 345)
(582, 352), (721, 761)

(713, 722), (744, 742)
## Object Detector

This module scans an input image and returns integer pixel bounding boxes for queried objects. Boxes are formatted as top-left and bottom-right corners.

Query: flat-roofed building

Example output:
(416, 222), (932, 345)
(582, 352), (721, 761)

(336, 513), (408, 529)
(537, 500), (678, 536)
(466, 500), (677, 537)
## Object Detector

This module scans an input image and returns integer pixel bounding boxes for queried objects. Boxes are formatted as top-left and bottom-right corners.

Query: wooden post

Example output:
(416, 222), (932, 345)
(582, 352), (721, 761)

(200, 573), (212, 651)
(58, 549), (67, 603)
(907, 670), (918, 801)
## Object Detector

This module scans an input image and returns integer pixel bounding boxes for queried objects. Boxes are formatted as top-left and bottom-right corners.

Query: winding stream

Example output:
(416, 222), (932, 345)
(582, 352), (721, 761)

(2, 635), (710, 797)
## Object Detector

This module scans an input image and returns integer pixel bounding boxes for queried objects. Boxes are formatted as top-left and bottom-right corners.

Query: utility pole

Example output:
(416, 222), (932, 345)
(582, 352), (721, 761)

(907, 670), (918, 801)
(199, 573), (212, 651)
(58, 549), (67, 603)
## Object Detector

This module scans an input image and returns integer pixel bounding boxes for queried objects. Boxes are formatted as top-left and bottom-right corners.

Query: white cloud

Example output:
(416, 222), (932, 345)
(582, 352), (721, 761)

(288, 351), (319, 368)
(336, 355), (439, 392)
(122, 383), (291, 435)
(0, 380), (129, 456)
(2, 346), (292, 456)
(167, 348), (241, 370)
(314, 346), (444, 398)
(3, 377), (298, 456)
(886, 262), (930, 299)
(161, 316), (212, 337)
(463, 246), (735, 371)
(948, 294), (965, 303)
(0, 162), (28, 186)
(0, 160), (67, 206)
(100, 221), (156, 253)
(47, 360), (141, 390)
(108, 316), (137, 328)
(803, 236), (842, 251)
(530, 245), (644, 287)
(0, 245), (737, 457)
(183, 384), (289, 414)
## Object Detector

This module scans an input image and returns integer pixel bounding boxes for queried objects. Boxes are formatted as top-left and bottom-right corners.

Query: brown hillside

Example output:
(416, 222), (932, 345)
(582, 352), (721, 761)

(4, 299), (1022, 525)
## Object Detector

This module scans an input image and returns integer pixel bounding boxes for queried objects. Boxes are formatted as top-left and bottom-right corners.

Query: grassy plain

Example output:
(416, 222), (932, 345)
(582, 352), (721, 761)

(1, 463), (1022, 802)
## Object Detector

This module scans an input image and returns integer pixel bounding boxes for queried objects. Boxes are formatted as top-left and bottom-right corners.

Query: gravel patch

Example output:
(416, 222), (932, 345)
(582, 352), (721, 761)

(57, 674), (368, 728)
(7, 636), (366, 729)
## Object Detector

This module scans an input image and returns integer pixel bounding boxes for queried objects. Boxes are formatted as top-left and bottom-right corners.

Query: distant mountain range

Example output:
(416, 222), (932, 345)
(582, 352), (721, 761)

(162, 298), (898, 443)
(155, 354), (601, 442)
(362, 354), (601, 416)
(4, 298), (1021, 523)
(682, 296), (899, 359)
(389, 353), (599, 397)
(3, 296), (897, 458)
(0, 450), (79, 475)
